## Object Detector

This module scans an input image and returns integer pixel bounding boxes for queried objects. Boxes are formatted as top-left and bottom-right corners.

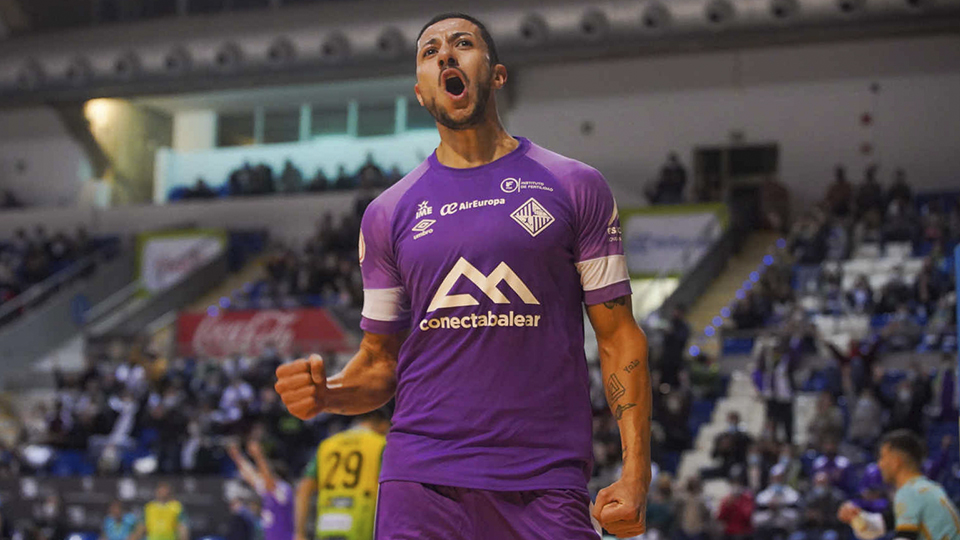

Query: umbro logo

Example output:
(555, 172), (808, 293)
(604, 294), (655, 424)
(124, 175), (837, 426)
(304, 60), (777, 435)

(412, 219), (435, 233)
(510, 198), (555, 237)
(427, 257), (540, 312)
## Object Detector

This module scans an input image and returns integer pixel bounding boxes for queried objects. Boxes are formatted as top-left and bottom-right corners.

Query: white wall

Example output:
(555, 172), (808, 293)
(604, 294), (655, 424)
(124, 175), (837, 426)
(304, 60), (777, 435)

(0, 107), (89, 207)
(172, 111), (217, 152)
(508, 34), (960, 210)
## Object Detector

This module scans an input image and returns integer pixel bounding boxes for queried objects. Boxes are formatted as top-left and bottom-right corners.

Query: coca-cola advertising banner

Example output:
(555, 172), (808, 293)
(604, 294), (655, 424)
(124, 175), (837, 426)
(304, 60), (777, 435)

(177, 308), (352, 357)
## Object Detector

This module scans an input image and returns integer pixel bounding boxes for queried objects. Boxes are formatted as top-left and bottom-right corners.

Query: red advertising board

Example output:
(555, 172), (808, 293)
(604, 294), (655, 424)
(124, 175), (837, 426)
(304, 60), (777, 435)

(177, 308), (352, 357)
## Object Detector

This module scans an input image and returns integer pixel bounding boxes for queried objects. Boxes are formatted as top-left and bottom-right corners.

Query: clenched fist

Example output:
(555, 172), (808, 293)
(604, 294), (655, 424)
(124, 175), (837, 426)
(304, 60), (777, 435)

(592, 476), (648, 539)
(275, 354), (327, 420)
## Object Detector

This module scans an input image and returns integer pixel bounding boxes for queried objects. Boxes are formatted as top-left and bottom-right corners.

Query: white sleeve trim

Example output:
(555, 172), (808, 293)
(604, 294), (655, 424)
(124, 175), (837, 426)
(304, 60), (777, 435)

(851, 511), (887, 540)
(575, 254), (629, 292)
(361, 287), (408, 322)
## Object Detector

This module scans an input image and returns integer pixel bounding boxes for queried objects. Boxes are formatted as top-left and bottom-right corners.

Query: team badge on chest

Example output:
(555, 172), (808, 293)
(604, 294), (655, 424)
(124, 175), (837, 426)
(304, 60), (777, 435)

(510, 197), (555, 237)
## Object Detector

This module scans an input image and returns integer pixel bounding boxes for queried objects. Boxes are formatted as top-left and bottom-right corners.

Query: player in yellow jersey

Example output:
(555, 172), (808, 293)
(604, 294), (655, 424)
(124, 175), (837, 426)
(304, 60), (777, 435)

(129, 483), (188, 540)
(295, 409), (390, 540)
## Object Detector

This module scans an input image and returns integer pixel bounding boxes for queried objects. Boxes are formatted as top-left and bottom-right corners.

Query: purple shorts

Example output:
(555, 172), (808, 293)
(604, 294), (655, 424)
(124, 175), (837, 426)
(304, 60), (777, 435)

(374, 481), (601, 540)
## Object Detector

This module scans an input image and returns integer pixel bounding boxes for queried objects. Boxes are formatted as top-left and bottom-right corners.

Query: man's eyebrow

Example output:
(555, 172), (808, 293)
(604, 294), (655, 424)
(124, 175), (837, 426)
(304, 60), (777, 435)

(418, 31), (476, 49)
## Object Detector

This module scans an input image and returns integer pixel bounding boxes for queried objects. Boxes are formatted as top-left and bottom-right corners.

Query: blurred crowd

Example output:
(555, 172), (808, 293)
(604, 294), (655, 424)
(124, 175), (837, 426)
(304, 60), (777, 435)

(174, 154), (403, 202)
(2, 340), (355, 482)
(725, 166), (959, 349)
(0, 226), (107, 326)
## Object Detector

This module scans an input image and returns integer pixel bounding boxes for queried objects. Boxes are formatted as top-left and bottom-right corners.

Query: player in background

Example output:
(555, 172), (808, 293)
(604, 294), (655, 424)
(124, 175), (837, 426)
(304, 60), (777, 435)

(295, 409), (389, 540)
(838, 429), (960, 540)
(275, 11), (651, 539)
(128, 483), (188, 540)
(226, 435), (295, 540)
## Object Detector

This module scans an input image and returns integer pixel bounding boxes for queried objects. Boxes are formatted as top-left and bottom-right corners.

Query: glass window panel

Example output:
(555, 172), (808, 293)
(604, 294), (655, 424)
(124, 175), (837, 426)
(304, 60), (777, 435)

(311, 107), (348, 137)
(263, 107), (300, 144)
(357, 102), (396, 137)
(217, 112), (255, 147)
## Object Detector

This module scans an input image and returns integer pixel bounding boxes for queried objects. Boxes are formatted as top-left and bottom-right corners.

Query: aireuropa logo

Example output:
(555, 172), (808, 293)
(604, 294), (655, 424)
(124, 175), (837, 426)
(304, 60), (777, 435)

(420, 257), (543, 331)
(440, 197), (506, 216)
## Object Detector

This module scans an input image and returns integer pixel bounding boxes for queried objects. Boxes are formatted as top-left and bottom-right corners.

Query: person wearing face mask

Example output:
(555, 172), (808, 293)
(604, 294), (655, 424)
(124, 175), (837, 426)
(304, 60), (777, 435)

(753, 465), (801, 540)
(703, 412), (754, 480)
(799, 471), (846, 540)
(876, 375), (930, 437)
(811, 438), (853, 495)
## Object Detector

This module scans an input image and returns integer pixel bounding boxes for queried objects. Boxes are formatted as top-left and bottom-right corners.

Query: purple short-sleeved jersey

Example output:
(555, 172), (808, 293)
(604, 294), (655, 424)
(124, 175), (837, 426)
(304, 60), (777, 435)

(359, 137), (631, 491)
(258, 480), (294, 540)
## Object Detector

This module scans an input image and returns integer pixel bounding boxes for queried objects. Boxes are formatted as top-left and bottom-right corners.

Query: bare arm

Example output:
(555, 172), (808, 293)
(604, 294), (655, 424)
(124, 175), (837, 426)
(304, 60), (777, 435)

(247, 440), (276, 494)
(127, 523), (145, 540)
(276, 331), (405, 419)
(587, 295), (652, 538)
(226, 442), (262, 490)
(324, 330), (405, 415)
(295, 477), (318, 540)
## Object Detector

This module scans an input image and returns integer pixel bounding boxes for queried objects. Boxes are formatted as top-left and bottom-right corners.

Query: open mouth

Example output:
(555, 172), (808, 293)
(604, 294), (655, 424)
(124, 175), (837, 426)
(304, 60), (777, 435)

(441, 69), (467, 98)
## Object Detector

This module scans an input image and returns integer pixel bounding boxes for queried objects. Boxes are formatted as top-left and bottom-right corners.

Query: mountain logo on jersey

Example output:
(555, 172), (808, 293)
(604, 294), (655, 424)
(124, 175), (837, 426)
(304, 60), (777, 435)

(426, 257), (540, 312)
(511, 198), (555, 237)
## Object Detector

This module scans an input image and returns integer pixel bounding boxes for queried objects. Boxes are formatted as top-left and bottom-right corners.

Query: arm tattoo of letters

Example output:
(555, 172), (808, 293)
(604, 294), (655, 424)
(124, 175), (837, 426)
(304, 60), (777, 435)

(607, 374), (626, 403)
(624, 359), (640, 374)
(603, 296), (629, 309)
(615, 402), (637, 420)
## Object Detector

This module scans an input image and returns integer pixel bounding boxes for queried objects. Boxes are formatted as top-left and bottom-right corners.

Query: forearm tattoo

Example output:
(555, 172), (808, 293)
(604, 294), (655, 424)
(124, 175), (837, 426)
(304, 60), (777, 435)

(615, 403), (637, 420)
(623, 359), (640, 373)
(607, 374), (626, 403)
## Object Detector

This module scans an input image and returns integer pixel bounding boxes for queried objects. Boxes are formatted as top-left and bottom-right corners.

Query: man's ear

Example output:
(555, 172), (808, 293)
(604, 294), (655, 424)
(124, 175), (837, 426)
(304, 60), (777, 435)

(493, 64), (507, 90)
(414, 83), (425, 106)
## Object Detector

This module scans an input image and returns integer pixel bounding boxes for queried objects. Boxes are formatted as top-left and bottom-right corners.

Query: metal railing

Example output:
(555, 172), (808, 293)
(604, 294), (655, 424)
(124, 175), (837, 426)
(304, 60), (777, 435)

(0, 246), (116, 324)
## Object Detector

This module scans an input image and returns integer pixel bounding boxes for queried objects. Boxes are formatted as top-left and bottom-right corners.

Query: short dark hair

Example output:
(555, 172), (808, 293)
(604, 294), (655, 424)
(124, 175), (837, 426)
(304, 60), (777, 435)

(417, 13), (500, 66)
(881, 429), (925, 469)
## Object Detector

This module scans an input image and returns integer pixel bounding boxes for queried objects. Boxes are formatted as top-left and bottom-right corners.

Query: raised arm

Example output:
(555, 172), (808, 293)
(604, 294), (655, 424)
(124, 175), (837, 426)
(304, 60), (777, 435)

(246, 440), (276, 493)
(226, 441), (261, 489)
(275, 330), (405, 420)
(587, 295), (652, 539)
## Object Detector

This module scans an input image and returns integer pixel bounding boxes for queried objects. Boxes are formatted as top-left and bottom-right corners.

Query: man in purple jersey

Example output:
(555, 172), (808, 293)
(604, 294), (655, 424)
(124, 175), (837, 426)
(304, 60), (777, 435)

(275, 12), (652, 539)
(227, 438), (294, 540)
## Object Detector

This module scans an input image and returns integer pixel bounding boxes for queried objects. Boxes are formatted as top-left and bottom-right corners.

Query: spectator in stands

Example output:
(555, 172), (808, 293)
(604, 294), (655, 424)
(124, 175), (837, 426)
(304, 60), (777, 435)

(35, 494), (68, 540)
(334, 164), (354, 190)
(846, 275), (875, 315)
(746, 443), (769, 493)
(915, 257), (948, 315)
(823, 166), (853, 218)
(704, 411), (753, 479)
(877, 265), (914, 314)
(717, 467), (755, 540)
(306, 168), (329, 192)
(0, 189), (22, 209)
(677, 476), (712, 540)
(229, 162), (255, 196)
(855, 164), (884, 218)
(252, 163), (275, 195)
(277, 159), (303, 193)
(846, 385), (884, 450)
(645, 472), (679, 537)
(877, 366), (930, 436)
(387, 165), (403, 184)
(920, 199), (948, 244)
(102, 500), (139, 540)
(731, 290), (769, 330)
(852, 208), (883, 252)
(185, 179), (217, 200)
(755, 339), (799, 444)
(886, 168), (912, 208)
(798, 471), (845, 540)
(760, 176), (790, 232)
(880, 304), (923, 351)
(823, 217), (850, 262)
(646, 152), (688, 204)
(790, 212), (827, 265)
(807, 392), (845, 453)
(753, 464), (801, 540)
(660, 304), (691, 387)
(358, 153), (386, 188)
(811, 438), (852, 494)
(929, 353), (958, 423)
(659, 387), (693, 453)
(883, 196), (916, 243)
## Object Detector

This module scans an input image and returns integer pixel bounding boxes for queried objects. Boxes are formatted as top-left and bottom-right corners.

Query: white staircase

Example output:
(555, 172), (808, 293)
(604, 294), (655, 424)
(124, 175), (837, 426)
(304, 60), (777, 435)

(675, 370), (818, 505)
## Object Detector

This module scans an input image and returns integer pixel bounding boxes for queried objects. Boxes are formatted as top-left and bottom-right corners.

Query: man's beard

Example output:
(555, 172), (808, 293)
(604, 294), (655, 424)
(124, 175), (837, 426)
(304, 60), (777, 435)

(425, 79), (492, 131)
